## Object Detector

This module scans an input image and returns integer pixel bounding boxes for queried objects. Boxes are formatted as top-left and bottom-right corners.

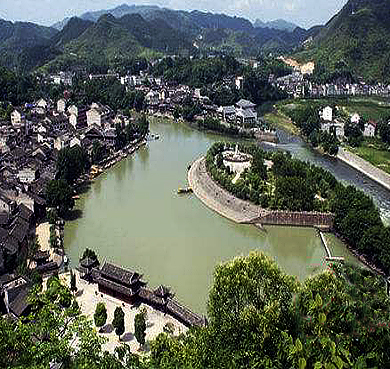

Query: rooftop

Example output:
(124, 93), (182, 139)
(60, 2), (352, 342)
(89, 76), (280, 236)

(100, 262), (142, 286)
(236, 99), (256, 109)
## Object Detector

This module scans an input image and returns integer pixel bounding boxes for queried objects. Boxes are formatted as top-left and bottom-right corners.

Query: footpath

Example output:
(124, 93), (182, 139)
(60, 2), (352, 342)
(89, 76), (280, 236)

(188, 157), (266, 223)
(338, 148), (390, 191)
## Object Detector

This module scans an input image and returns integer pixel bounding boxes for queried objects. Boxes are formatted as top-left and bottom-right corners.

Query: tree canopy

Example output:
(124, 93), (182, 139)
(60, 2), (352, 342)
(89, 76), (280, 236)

(206, 142), (390, 275)
(46, 179), (75, 216)
(56, 146), (90, 184)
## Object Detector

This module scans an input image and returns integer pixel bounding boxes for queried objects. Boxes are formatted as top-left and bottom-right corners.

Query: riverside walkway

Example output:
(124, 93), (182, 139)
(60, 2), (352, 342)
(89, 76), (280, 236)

(188, 157), (268, 223)
(338, 148), (390, 191)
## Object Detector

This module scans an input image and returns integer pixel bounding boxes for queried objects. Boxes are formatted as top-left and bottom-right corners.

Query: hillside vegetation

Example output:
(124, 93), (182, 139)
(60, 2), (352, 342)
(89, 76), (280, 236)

(0, 5), (324, 73)
(298, 0), (390, 83)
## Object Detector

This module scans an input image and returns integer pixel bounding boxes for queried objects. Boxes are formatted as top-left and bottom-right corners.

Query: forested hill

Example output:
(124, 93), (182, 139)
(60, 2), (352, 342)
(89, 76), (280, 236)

(59, 4), (254, 34)
(0, 19), (58, 72)
(0, 5), (324, 73)
(50, 17), (94, 48)
(42, 14), (193, 73)
(254, 19), (299, 32)
(301, 0), (390, 83)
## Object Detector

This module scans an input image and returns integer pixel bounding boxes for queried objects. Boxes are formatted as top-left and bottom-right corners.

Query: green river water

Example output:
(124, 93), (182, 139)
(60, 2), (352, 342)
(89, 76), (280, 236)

(64, 119), (361, 314)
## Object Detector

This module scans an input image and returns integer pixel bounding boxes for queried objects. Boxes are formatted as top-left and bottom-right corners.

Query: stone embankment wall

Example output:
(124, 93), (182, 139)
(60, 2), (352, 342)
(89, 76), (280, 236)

(251, 211), (334, 228)
(338, 147), (390, 191)
(189, 157), (334, 229)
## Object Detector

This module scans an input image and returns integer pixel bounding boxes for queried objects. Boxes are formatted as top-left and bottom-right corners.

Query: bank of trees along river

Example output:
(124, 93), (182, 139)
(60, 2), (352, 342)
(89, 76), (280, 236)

(3, 253), (390, 368)
(207, 142), (390, 275)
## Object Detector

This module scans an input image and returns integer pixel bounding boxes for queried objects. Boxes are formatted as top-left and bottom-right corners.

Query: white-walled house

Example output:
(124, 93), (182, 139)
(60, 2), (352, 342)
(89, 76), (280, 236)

(17, 167), (39, 184)
(68, 105), (88, 129)
(235, 76), (244, 90)
(57, 99), (66, 113)
(69, 113), (77, 129)
(363, 121), (376, 137)
(350, 113), (361, 124)
(67, 105), (78, 116)
(320, 106), (333, 122)
(145, 91), (160, 106)
(321, 121), (345, 138)
(11, 109), (25, 129)
(86, 103), (112, 128)
(70, 136), (81, 148)
(235, 99), (257, 126)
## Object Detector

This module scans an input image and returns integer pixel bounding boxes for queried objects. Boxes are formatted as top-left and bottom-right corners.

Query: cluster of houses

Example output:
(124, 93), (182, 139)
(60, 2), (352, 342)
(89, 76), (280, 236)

(271, 72), (390, 99)
(124, 75), (260, 130)
(0, 96), (141, 286)
(319, 106), (377, 139)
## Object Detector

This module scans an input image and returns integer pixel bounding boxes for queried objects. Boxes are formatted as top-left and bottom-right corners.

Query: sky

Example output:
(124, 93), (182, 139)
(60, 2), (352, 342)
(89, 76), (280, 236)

(0, 0), (348, 28)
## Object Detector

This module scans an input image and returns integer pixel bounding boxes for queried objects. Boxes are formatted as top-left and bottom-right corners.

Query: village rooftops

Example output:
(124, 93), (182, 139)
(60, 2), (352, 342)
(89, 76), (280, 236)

(16, 204), (34, 224)
(236, 99), (256, 109)
(9, 217), (29, 244)
(32, 250), (49, 262)
(0, 192), (14, 206)
(236, 109), (257, 119)
(0, 213), (10, 226)
(100, 261), (142, 287)
(218, 106), (236, 114)
(1, 276), (32, 317)
(80, 256), (99, 269)
(154, 285), (172, 298)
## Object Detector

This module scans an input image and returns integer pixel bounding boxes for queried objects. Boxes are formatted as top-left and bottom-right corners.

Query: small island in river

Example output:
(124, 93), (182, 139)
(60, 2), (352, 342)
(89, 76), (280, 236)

(189, 142), (390, 277)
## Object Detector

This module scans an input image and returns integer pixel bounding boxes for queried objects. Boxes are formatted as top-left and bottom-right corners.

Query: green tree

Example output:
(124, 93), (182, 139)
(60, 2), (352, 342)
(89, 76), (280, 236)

(91, 140), (108, 164)
(134, 311), (147, 346)
(57, 146), (90, 184)
(46, 179), (75, 216)
(112, 306), (125, 340)
(94, 302), (108, 332)
(70, 269), (77, 293)
(81, 248), (99, 263)
(251, 151), (267, 180)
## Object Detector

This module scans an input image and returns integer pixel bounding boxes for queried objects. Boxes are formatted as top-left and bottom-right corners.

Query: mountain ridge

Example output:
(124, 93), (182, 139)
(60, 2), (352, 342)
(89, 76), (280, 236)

(254, 19), (299, 32)
(302, 0), (390, 82)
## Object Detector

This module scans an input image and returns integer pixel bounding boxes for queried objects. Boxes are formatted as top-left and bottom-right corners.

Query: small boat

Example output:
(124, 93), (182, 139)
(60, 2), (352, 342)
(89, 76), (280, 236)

(177, 187), (193, 194)
(64, 255), (69, 265)
(72, 195), (80, 200)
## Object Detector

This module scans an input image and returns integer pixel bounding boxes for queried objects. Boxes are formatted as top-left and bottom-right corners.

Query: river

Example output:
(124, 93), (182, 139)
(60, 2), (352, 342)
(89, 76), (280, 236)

(64, 119), (379, 314)
(267, 129), (390, 224)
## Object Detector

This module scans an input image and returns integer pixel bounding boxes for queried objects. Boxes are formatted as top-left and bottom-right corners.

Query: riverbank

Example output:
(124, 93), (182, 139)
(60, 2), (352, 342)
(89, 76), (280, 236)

(148, 113), (278, 143)
(188, 156), (334, 230)
(82, 139), (147, 185)
(188, 156), (265, 224)
(264, 109), (390, 193)
(60, 270), (188, 354)
(189, 154), (386, 276)
(263, 109), (300, 135)
(337, 147), (390, 192)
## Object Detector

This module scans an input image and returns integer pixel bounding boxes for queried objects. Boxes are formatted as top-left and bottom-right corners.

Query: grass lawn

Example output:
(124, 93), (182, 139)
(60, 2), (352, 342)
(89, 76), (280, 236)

(263, 109), (300, 135)
(348, 139), (390, 174)
(341, 98), (390, 121)
(285, 97), (390, 121)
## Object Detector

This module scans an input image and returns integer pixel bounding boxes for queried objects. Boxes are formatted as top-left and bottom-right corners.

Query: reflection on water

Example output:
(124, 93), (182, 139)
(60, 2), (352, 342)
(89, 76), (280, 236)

(64, 120), (369, 313)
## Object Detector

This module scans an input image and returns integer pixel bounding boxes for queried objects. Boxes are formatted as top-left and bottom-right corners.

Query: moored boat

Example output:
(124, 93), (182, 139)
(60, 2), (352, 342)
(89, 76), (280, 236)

(177, 187), (193, 194)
